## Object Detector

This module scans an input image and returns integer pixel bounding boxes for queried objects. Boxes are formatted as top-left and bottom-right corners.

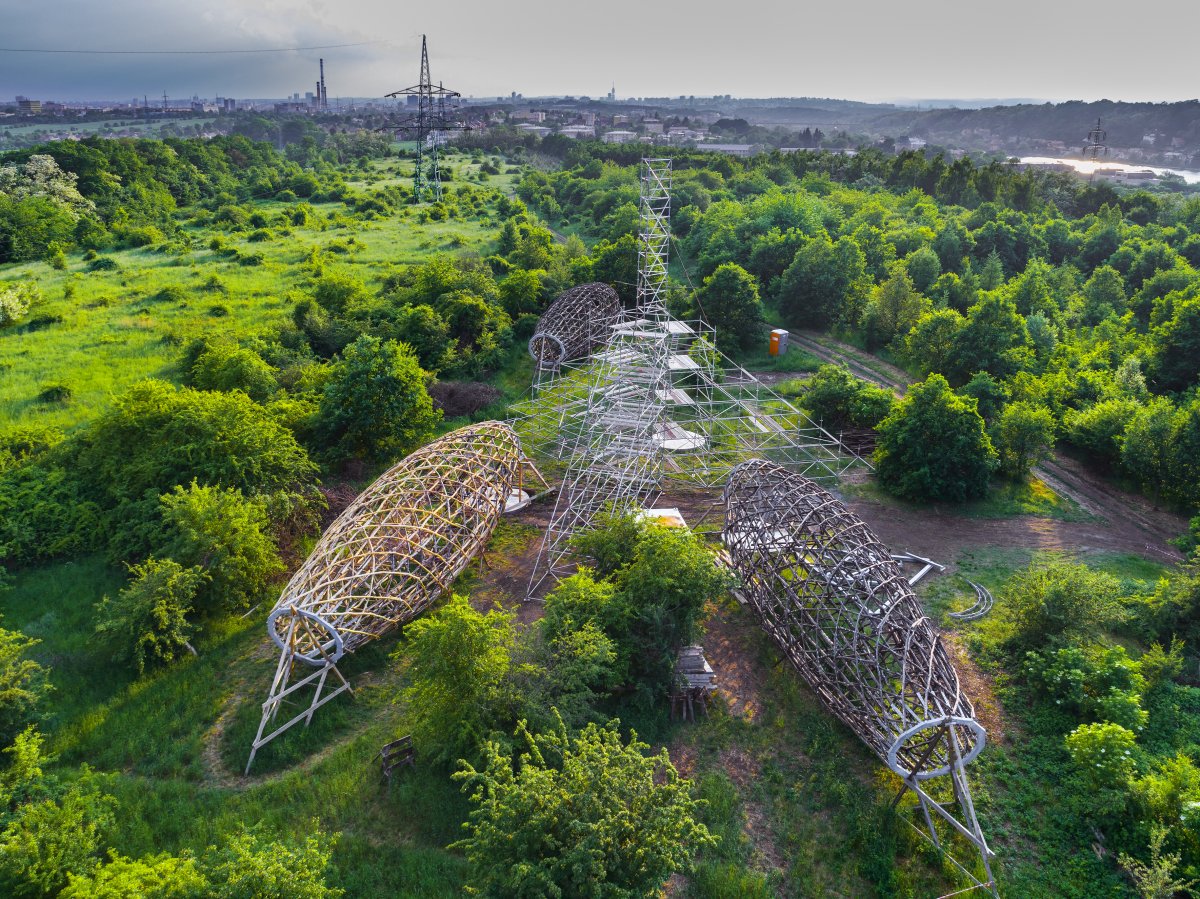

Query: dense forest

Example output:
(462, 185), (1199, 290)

(1, 129), (1199, 897)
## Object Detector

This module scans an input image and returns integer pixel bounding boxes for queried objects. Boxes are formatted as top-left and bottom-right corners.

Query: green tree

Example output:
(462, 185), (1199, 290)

(1148, 295), (1200, 393)
(389, 304), (453, 372)
(453, 714), (715, 898)
(903, 245), (942, 294)
(1066, 398), (1140, 469)
(571, 518), (731, 697)
(0, 621), (51, 747)
(978, 251), (1005, 290)
(1121, 398), (1182, 503)
(158, 483), (283, 614)
(693, 263), (764, 353)
(1118, 825), (1197, 899)
(862, 266), (928, 349)
(94, 558), (203, 674)
(777, 232), (870, 329)
(1078, 265), (1127, 325)
(497, 268), (543, 318)
(874, 374), (997, 502)
(959, 371), (1010, 424)
(946, 293), (1031, 385)
(991, 400), (1056, 480)
(400, 596), (516, 765)
(903, 309), (965, 377)
(317, 335), (440, 462)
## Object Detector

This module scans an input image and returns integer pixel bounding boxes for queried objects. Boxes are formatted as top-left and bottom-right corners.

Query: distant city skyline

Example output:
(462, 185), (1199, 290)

(2, 0), (1197, 104)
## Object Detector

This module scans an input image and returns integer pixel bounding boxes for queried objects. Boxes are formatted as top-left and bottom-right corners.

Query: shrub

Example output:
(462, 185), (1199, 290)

(120, 225), (164, 247)
(0, 621), (52, 746)
(1001, 558), (1123, 650)
(61, 851), (206, 898)
(189, 344), (278, 402)
(0, 780), (117, 898)
(0, 425), (63, 472)
(0, 281), (40, 327)
(36, 383), (72, 404)
(87, 257), (119, 272)
(158, 483), (283, 614)
(75, 380), (318, 558)
(93, 558), (203, 674)
(200, 827), (343, 899)
(153, 285), (189, 304)
(798, 365), (894, 432)
(453, 714), (715, 898)
(1065, 721), (1138, 790)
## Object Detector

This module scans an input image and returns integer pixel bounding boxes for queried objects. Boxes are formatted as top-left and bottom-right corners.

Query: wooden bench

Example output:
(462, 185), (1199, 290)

(379, 735), (415, 785)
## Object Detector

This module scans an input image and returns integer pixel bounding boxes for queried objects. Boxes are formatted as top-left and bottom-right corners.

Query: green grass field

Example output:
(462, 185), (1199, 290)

(0, 153), (516, 433)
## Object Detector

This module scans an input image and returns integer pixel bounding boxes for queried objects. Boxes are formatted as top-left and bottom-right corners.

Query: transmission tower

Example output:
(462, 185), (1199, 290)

(1084, 117), (1108, 159)
(385, 35), (464, 203)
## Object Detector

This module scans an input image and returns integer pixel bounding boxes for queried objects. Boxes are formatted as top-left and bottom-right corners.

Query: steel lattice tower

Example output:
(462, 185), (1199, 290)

(515, 157), (853, 595)
(385, 35), (463, 203)
(1084, 117), (1108, 161)
(525, 160), (676, 594)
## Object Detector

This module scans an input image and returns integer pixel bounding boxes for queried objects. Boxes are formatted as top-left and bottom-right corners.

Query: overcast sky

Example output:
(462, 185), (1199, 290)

(2, 0), (1197, 104)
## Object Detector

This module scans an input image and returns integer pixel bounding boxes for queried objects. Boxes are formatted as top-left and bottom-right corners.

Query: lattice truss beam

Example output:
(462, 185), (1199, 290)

(722, 459), (997, 896)
(246, 421), (544, 772)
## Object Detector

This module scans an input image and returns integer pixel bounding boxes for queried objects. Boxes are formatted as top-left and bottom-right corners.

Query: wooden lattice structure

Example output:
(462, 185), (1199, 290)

(528, 282), (622, 374)
(246, 421), (545, 773)
(722, 459), (997, 896)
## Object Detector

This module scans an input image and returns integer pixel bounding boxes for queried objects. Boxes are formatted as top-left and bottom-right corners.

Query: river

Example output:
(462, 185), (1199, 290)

(1019, 156), (1200, 184)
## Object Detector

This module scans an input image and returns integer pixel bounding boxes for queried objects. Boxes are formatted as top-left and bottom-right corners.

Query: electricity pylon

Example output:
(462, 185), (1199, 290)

(385, 35), (464, 202)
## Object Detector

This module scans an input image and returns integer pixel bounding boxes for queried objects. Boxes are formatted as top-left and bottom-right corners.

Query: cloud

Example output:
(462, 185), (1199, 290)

(1, 0), (1196, 103)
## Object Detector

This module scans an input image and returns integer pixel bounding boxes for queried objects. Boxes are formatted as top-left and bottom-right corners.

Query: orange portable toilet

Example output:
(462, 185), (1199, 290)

(769, 328), (789, 356)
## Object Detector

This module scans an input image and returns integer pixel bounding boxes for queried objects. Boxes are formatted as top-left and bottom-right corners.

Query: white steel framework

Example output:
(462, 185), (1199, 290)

(514, 159), (854, 595)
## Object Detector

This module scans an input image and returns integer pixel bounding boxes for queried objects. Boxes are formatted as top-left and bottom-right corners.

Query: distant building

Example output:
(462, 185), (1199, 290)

(642, 119), (664, 135)
(17, 99), (42, 114)
(602, 129), (638, 144)
(559, 124), (596, 139)
(699, 142), (758, 157)
(514, 123), (551, 138)
(511, 109), (546, 123)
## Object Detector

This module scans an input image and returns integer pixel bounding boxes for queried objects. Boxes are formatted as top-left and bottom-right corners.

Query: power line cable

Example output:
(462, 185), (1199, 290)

(0, 41), (384, 55)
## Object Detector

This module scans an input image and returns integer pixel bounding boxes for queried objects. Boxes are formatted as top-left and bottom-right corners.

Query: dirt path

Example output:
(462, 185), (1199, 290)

(787, 331), (1187, 561)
